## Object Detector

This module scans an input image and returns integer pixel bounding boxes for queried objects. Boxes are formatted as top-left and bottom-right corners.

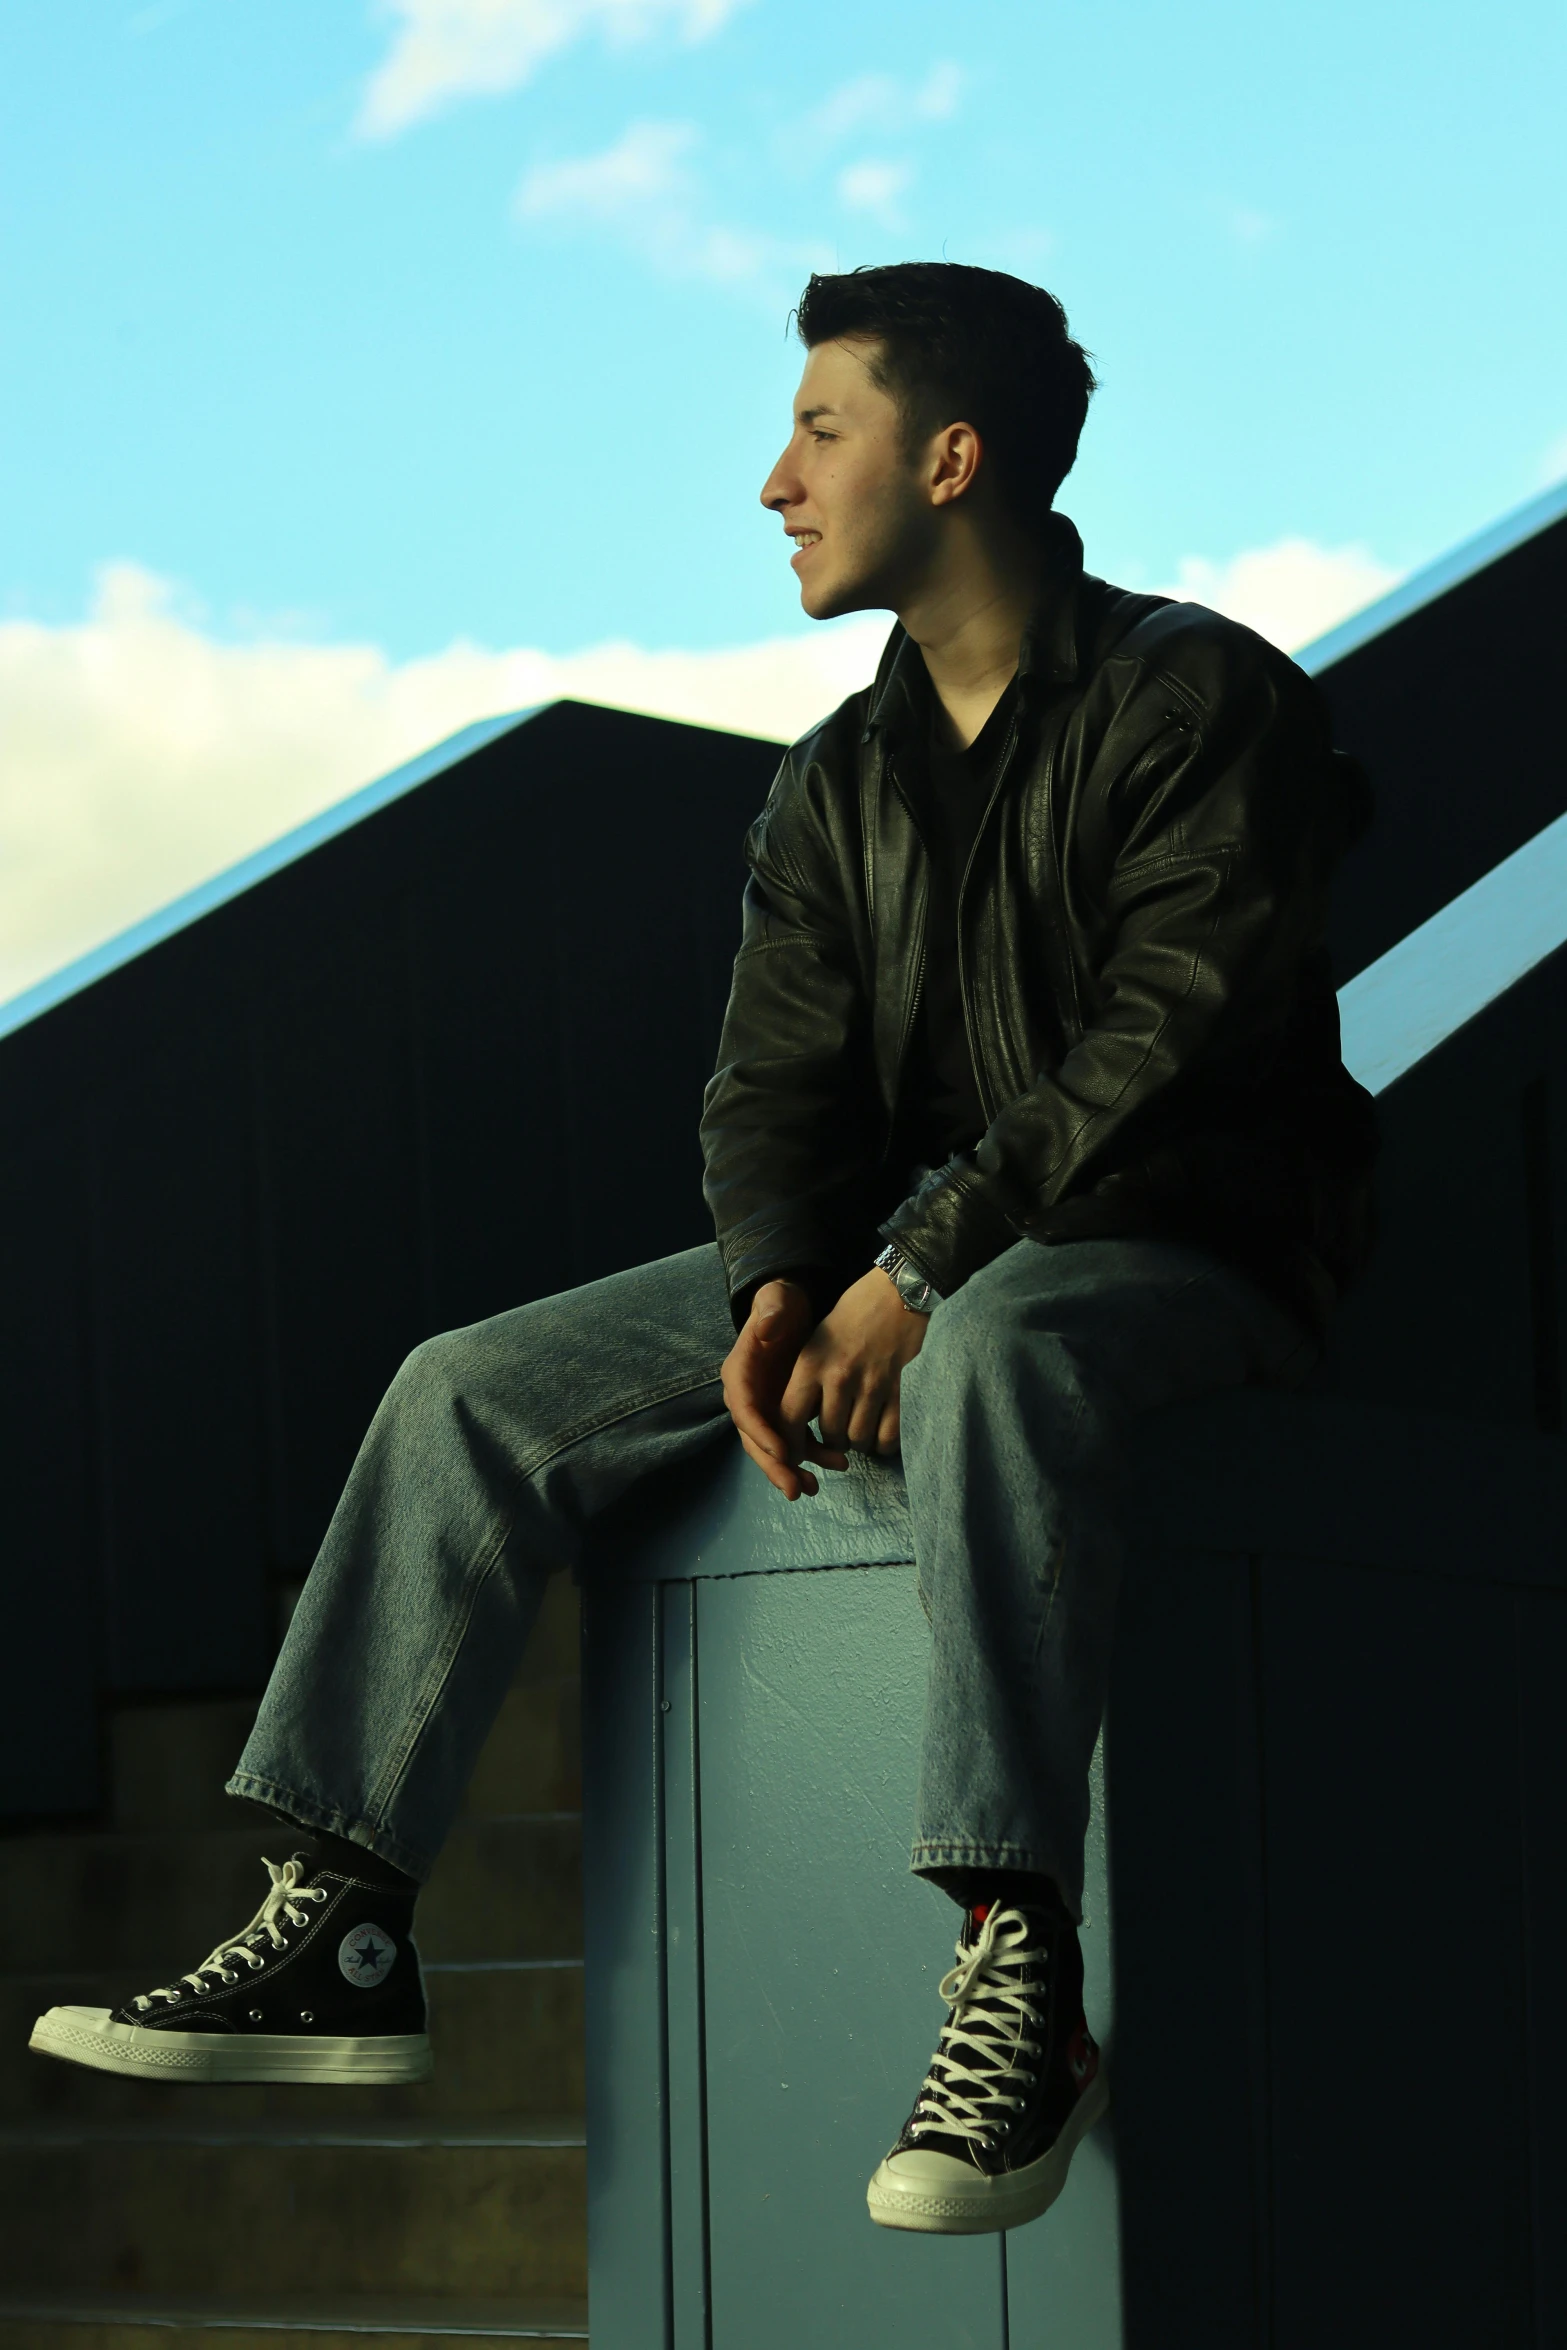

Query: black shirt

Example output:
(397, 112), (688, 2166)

(895, 680), (1019, 1175)
(738, 676), (1019, 1326)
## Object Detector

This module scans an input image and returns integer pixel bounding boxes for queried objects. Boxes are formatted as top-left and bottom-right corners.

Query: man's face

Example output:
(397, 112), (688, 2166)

(760, 338), (937, 621)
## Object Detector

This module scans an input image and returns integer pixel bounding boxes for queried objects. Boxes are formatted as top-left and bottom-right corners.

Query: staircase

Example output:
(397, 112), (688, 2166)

(0, 1578), (587, 2347)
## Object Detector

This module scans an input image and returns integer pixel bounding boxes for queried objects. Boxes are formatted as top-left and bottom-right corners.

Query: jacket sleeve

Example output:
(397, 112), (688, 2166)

(879, 653), (1345, 1297)
(700, 766), (883, 1329)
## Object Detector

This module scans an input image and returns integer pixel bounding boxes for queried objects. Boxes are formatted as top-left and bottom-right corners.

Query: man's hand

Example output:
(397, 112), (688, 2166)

(721, 1268), (929, 1502)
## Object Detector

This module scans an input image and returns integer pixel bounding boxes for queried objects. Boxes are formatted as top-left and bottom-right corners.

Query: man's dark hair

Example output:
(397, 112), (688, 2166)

(794, 262), (1097, 534)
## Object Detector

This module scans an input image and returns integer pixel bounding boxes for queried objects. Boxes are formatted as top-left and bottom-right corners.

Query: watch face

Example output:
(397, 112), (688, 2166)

(892, 1262), (933, 1312)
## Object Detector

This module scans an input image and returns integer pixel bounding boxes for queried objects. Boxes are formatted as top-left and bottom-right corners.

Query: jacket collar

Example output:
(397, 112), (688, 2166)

(862, 512), (1087, 746)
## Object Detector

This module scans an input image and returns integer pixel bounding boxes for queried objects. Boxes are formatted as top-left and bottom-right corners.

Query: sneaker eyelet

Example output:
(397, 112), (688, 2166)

(249, 2009), (264, 2022)
(220, 1971), (237, 1985)
(300, 2010), (314, 2023)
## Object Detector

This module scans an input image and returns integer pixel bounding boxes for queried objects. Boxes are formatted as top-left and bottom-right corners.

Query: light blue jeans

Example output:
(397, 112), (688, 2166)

(230, 1237), (1315, 1918)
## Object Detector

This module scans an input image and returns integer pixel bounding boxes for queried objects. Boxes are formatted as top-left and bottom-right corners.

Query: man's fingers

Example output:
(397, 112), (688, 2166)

(725, 1366), (840, 1493)
(738, 1425), (817, 1500)
(724, 1283), (815, 1421)
(778, 1366), (829, 1453)
(781, 1423), (848, 1474)
(724, 1342), (796, 1434)
(846, 1383), (892, 1454)
(776, 1374), (850, 1476)
(725, 1386), (789, 1466)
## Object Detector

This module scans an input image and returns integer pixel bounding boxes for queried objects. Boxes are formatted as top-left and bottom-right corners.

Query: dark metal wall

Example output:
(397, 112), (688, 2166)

(0, 702), (780, 1817)
(1311, 520), (1567, 1433)
(4, 498), (1564, 1823)
(577, 1380), (1567, 2350)
(1108, 1385), (1567, 2350)
(1326, 948), (1567, 1435)
(1317, 506), (1567, 981)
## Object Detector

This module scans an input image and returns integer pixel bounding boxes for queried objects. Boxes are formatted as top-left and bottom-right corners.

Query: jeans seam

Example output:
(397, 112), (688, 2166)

(506, 1361), (728, 1486)
(363, 1360), (729, 1830)
(1035, 1378), (1087, 1657)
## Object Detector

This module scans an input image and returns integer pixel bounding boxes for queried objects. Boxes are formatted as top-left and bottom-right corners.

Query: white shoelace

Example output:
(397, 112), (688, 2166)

(908, 1903), (1047, 2151)
(132, 1856), (327, 2010)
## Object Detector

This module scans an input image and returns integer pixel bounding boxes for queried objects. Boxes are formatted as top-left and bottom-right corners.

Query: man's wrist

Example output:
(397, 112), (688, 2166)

(873, 1242), (942, 1315)
(732, 1264), (840, 1331)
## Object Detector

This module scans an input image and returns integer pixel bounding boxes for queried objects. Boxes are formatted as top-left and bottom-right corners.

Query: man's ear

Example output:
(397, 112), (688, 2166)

(928, 420), (983, 508)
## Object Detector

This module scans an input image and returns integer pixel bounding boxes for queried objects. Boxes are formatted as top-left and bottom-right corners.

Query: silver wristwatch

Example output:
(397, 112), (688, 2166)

(874, 1242), (942, 1316)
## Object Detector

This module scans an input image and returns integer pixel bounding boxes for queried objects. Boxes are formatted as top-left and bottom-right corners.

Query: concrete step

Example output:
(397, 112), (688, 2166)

(104, 1578), (580, 1836)
(108, 1700), (261, 1834)
(0, 2119), (586, 2300)
(0, 2290), (589, 2343)
(419, 1817), (581, 1965)
(7, 1958), (583, 2121)
(107, 1677), (579, 1838)
(461, 1678), (580, 1818)
(0, 1814), (581, 1974)
(508, 1574), (580, 1687)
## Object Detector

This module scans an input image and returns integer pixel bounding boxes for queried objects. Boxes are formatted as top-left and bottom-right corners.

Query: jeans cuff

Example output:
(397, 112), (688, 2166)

(909, 1837), (1082, 1924)
(225, 1771), (433, 1884)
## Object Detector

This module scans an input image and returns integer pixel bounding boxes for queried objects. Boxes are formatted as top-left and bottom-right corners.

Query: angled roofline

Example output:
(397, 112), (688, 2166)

(0, 708), (539, 1045)
(1295, 473), (1567, 675)
(5, 470), (1566, 1054)
(1339, 802), (1567, 1095)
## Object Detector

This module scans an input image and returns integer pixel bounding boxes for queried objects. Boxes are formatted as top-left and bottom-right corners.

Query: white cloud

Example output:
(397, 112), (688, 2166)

(357, 0), (746, 139)
(836, 159), (911, 229)
(0, 534), (1405, 1008)
(515, 119), (823, 290)
(913, 61), (963, 121)
(1154, 536), (1400, 654)
(517, 116), (697, 220)
(798, 61), (967, 160)
(798, 61), (962, 149)
(0, 565), (888, 1006)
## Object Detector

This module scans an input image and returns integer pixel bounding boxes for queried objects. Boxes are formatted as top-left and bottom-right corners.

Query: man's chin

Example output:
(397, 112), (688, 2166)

(799, 574), (883, 625)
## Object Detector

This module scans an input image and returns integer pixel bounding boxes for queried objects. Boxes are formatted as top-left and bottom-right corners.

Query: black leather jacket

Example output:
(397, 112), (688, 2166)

(700, 521), (1377, 1337)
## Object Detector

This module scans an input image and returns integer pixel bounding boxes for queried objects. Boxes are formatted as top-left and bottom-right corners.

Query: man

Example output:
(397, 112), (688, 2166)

(30, 263), (1375, 2239)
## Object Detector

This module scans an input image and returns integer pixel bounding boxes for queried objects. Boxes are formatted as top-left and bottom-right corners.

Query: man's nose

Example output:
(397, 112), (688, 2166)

(759, 448), (797, 512)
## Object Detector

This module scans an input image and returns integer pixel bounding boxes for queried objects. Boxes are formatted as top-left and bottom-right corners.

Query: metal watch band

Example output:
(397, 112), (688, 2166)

(874, 1242), (942, 1315)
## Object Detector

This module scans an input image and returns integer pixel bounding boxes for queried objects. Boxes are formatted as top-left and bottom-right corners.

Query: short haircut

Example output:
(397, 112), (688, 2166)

(793, 262), (1097, 533)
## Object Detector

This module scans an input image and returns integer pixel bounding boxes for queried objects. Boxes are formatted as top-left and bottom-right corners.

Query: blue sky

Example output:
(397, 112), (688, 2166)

(5, 0), (1564, 656)
(0, 0), (1564, 1001)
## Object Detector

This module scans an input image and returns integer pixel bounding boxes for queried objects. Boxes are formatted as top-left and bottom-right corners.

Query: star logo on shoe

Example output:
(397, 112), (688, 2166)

(338, 1923), (397, 1985)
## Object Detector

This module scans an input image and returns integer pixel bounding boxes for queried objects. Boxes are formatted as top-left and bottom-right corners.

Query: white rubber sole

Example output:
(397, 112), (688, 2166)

(28, 2006), (433, 2086)
(866, 2068), (1111, 2235)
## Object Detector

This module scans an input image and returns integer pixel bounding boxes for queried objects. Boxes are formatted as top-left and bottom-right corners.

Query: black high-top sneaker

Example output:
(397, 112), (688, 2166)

(866, 1900), (1108, 2234)
(29, 1853), (431, 2085)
